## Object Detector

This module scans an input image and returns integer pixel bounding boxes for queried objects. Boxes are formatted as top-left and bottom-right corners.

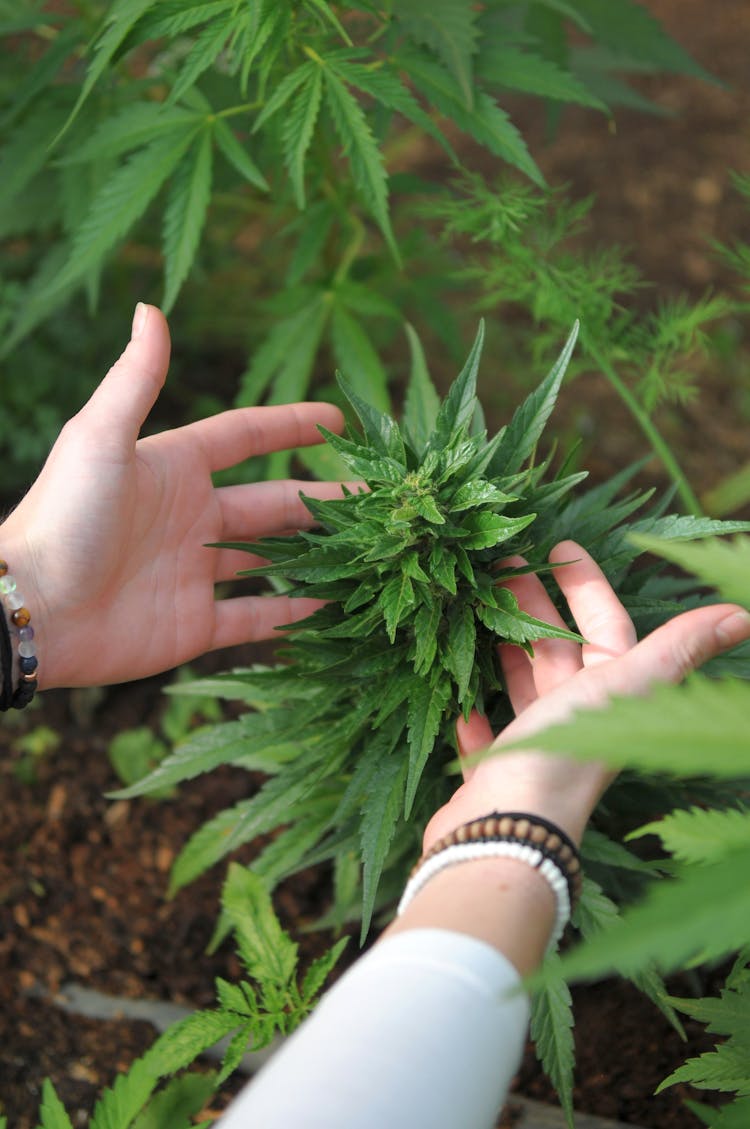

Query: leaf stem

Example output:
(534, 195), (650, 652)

(585, 337), (703, 516)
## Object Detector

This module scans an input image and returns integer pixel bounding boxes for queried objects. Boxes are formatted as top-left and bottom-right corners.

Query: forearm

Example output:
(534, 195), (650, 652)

(384, 855), (556, 976)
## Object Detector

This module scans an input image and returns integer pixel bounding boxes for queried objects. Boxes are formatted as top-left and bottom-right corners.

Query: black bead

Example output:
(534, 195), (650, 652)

(19, 655), (38, 675)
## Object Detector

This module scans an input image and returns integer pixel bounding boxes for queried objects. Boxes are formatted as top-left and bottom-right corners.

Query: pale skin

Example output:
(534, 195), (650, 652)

(3, 305), (750, 981)
(387, 547), (750, 973)
(0, 304), (348, 688)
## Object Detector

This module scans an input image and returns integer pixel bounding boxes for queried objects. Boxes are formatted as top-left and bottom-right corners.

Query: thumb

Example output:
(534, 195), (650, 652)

(80, 304), (172, 456)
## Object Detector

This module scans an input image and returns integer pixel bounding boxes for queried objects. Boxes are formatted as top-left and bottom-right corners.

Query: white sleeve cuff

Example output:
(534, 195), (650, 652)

(219, 927), (529, 1129)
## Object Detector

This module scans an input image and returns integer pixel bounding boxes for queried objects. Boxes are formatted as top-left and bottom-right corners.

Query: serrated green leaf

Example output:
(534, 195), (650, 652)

(360, 755), (408, 938)
(477, 43), (607, 110)
(167, 15), (233, 105)
(43, 128), (197, 304)
(303, 0), (352, 45)
(331, 303), (390, 411)
(323, 68), (398, 259)
(254, 62), (315, 132)
(489, 321), (579, 475)
(404, 50), (544, 186)
(331, 58), (454, 157)
(61, 102), (204, 166)
(62, 0), (157, 136)
(659, 1042), (750, 1097)
(631, 806), (750, 866)
(301, 937), (349, 1003)
(628, 533), (750, 608)
(402, 323), (441, 454)
(169, 766), (316, 892)
(426, 321), (484, 451)
(379, 572), (416, 642)
(151, 1010), (241, 1076)
(37, 1081), (75, 1129)
(530, 954), (575, 1128)
(337, 374), (405, 462)
(237, 292), (330, 407)
(428, 543), (457, 594)
(560, 846), (750, 982)
(405, 676), (451, 815)
(162, 129), (213, 312)
(413, 601), (442, 674)
(108, 713), (296, 798)
(217, 1027), (253, 1085)
(283, 66), (323, 208)
(89, 1054), (159, 1129)
(223, 864), (299, 984)
(132, 1072), (217, 1129)
(410, 493), (445, 524)
(394, 0), (480, 108)
(444, 602), (475, 702)
(515, 675), (750, 777)
(214, 119), (268, 190)
(571, 0), (713, 80)
(458, 511), (535, 550)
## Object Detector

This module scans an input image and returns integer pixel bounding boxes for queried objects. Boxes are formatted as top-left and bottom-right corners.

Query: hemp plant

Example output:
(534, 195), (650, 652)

(114, 323), (750, 1121)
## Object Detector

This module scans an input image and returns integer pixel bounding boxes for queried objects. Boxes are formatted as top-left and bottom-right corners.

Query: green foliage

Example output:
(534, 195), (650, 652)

(1, 0), (714, 489)
(107, 667), (222, 795)
(18, 864), (345, 1129)
(112, 326), (750, 1118)
(520, 525), (750, 1114)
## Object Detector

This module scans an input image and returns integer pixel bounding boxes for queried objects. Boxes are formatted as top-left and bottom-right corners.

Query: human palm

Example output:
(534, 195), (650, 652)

(423, 542), (750, 850)
(0, 306), (346, 688)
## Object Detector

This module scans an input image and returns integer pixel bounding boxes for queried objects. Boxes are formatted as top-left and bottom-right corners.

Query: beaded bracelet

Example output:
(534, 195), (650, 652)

(397, 812), (583, 950)
(0, 560), (39, 710)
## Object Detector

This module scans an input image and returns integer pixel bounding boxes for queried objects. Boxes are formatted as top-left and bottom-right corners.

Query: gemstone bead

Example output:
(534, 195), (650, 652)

(0, 574), (16, 595)
(18, 641), (36, 659)
(6, 591), (24, 611)
(12, 607), (31, 627)
(0, 560), (6, 576)
(19, 655), (38, 675)
(18, 626), (34, 642)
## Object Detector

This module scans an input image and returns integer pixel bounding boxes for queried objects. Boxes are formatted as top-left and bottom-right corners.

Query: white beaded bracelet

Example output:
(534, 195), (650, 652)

(396, 840), (572, 951)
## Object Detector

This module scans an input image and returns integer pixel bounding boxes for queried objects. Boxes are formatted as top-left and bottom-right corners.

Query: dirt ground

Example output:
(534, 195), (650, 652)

(2, 1), (750, 1126)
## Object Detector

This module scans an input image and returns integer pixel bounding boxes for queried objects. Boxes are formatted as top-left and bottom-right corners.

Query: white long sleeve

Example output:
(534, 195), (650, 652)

(219, 928), (529, 1129)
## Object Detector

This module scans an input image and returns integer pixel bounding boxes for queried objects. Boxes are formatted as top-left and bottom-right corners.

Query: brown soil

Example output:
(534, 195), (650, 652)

(2, 1), (749, 1126)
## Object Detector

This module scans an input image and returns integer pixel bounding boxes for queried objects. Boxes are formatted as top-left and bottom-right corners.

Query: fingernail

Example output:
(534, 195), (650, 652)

(131, 302), (148, 340)
(716, 609), (750, 647)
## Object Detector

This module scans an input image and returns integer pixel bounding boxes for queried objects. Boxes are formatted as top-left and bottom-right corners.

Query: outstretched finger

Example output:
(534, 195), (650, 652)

(217, 479), (356, 542)
(456, 712), (495, 783)
(181, 402), (345, 474)
(613, 602), (750, 693)
(212, 593), (326, 650)
(79, 304), (172, 458)
(499, 560), (581, 699)
(550, 541), (636, 666)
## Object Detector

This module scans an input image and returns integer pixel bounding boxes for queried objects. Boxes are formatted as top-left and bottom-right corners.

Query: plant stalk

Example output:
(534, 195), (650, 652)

(585, 338), (703, 516)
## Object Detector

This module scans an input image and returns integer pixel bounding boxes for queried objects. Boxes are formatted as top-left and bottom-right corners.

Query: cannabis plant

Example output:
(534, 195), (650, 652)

(111, 323), (749, 1120)
(13, 865), (346, 1129)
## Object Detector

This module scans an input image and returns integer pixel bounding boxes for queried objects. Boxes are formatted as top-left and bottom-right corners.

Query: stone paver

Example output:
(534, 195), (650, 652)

(510, 1095), (650, 1129)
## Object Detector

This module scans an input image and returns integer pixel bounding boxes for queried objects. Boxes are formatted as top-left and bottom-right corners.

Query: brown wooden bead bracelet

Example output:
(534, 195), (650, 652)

(397, 812), (583, 949)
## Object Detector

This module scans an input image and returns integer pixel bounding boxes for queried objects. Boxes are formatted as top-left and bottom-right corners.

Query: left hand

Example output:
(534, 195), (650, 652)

(0, 305), (347, 689)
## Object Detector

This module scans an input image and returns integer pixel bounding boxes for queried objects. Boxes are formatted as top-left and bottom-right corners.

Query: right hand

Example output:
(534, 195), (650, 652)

(424, 541), (750, 850)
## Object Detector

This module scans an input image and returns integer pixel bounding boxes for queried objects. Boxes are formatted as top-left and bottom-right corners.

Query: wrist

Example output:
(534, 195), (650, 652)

(386, 857), (556, 975)
(456, 750), (610, 847)
(0, 521), (49, 691)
